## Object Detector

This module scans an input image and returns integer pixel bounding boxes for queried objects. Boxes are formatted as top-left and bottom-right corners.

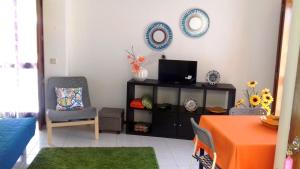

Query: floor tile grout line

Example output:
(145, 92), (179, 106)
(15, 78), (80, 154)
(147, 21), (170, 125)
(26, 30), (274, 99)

(165, 139), (194, 168)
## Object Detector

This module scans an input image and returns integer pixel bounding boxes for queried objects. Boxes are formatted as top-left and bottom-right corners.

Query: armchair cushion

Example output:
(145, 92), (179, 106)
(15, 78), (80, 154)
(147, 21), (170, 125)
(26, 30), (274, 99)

(47, 107), (97, 122)
(55, 87), (84, 111)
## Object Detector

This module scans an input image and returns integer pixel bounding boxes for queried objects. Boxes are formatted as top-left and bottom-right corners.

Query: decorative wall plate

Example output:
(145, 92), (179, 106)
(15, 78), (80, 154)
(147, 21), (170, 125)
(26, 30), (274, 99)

(145, 22), (173, 50)
(184, 98), (198, 112)
(181, 8), (210, 38)
(206, 70), (220, 85)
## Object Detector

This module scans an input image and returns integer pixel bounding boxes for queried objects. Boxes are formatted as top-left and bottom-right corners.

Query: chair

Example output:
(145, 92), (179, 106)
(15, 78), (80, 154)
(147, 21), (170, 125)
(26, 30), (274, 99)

(46, 76), (99, 145)
(229, 107), (266, 115)
(190, 118), (220, 169)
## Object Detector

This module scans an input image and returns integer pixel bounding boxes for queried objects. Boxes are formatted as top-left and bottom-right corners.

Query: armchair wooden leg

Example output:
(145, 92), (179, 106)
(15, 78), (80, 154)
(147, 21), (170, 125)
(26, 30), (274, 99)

(95, 114), (99, 140)
(46, 116), (53, 145)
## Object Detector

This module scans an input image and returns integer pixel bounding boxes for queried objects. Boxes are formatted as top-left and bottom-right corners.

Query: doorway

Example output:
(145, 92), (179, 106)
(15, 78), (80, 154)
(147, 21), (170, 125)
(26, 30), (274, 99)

(0, 0), (41, 118)
(273, 0), (293, 116)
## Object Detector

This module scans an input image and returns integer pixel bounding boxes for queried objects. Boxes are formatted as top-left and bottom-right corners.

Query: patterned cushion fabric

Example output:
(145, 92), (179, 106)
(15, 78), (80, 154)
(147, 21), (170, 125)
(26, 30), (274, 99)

(55, 87), (84, 111)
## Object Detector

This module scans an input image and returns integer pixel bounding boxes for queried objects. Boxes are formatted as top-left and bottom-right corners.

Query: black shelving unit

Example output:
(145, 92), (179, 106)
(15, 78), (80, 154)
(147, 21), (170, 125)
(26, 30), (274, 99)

(126, 79), (236, 139)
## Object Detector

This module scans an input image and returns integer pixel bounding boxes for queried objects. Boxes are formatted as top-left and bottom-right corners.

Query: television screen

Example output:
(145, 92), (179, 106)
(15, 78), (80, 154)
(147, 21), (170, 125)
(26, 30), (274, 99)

(158, 59), (197, 84)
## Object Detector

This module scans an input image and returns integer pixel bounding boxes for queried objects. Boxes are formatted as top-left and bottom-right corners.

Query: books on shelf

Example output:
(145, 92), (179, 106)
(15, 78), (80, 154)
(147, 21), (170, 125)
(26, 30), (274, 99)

(134, 122), (150, 133)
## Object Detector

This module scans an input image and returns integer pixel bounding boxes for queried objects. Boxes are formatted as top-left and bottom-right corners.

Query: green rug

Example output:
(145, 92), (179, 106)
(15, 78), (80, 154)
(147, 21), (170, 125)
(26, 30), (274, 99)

(28, 147), (159, 169)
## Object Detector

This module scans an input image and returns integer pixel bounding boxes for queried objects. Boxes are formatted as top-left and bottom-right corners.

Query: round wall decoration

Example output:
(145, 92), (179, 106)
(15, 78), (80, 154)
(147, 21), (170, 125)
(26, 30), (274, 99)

(206, 70), (220, 85)
(145, 22), (173, 50)
(180, 8), (210, 38)
(184, 98), (198, 112)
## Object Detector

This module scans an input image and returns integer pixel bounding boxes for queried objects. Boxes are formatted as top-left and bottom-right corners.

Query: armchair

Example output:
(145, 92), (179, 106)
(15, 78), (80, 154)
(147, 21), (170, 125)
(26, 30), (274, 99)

(45, 76), (99, 145)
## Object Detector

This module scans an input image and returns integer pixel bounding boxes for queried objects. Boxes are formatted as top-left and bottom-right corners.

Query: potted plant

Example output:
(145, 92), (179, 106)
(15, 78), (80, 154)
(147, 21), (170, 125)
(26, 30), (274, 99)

(126, 46), (148, 81)
(235, 81), (274, 115)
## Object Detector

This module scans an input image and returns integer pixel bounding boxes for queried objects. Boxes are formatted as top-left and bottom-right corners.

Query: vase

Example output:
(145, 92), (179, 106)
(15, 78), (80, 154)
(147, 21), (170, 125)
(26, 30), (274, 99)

(133, 67), (148, 81)
(229, 107), (266, 115)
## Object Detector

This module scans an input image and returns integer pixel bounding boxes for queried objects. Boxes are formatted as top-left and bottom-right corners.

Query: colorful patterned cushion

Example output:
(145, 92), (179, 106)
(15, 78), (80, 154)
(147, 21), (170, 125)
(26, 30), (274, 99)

(55, 87), (84, 111)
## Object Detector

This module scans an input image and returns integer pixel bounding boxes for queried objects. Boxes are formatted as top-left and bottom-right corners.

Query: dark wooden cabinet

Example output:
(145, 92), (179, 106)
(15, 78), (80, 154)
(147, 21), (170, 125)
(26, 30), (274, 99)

(151, 106), (201, 139)
(126, 79), (236, 139)
(152, 107), (177, 138)
(176, 110), (201, 139)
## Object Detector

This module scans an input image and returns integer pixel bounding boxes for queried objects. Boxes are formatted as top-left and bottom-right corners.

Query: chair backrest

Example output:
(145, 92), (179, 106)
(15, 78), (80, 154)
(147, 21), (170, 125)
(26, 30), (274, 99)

(229, 107), (266, 115)
(190, 118), (216, 153)
(46, 76), (91, 109)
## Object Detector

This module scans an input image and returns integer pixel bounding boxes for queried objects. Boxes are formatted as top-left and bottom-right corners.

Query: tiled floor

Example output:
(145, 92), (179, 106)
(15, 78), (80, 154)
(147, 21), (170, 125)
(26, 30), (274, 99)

(12, 125), (199, 169)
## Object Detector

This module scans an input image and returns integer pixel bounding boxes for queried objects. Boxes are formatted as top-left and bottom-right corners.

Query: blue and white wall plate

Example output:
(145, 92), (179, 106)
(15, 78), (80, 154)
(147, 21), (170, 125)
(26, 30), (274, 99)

(145, 22), (173, 51)
(206, 70), (220, 85)
(181, 8), (210, 38)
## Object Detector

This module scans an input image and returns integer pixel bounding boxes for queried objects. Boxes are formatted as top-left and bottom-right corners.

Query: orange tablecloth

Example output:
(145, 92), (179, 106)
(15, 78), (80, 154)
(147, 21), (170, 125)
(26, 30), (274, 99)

(196, 115), (277, 169)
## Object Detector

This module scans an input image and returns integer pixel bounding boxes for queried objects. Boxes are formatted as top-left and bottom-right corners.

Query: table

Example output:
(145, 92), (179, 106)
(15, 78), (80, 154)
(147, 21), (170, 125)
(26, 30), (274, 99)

(196, 115), (277, 169)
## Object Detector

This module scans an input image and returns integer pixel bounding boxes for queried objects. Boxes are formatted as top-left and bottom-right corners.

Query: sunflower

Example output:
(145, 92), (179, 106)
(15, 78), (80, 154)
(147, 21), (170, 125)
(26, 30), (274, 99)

(237, 98), (244, 104)
(235, 99), (245, 108)
(261, 100), (270, 107)
(261, 88), (270, 95)
(262, 94), (274, 104)
(249, 95), (261, 106)
(247, 81), (258, 88)
(262, 106), (271, 115)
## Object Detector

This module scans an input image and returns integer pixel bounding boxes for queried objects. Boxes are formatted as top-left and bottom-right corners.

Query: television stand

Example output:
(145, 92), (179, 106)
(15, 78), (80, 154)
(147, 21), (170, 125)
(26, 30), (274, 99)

(126, 79), (236, 139)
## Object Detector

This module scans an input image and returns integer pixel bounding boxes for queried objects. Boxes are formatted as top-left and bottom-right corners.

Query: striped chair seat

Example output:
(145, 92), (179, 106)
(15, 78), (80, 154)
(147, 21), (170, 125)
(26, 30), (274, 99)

(193, 154), (221, 169)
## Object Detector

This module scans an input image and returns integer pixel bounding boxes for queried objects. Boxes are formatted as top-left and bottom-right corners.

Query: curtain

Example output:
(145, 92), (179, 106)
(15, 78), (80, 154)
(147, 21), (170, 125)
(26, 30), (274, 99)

(0, 0), (38, 116)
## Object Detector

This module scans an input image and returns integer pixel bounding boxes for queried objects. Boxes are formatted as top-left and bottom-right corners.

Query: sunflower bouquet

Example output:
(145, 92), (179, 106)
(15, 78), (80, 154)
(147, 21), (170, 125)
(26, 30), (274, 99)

(235, 81), (274, 115)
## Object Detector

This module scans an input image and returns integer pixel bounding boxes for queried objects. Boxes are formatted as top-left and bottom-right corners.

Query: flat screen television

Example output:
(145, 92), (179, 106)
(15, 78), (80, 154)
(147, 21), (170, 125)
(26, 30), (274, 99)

(158, 59), (197, 84)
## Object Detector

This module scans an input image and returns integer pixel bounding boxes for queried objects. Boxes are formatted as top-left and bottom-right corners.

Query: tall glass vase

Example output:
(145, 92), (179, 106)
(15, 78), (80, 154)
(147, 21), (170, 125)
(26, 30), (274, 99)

(230, 107), (267, 115)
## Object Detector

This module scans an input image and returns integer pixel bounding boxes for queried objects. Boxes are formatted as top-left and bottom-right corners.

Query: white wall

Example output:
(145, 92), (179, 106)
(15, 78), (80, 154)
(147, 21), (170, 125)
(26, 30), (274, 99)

(43, 0), (68, 77)
(44, 0), (281, 110)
